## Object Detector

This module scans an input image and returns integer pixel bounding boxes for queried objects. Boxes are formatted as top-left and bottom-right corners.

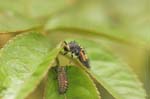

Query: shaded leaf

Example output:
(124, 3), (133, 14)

(45, 2), (131, 43)
(0, 0), (27, 16)
(127, 18), (150, 44)
(0, 0), (77, 18)
(101, 0), (148, 45)
(28, 0), (73, 18)
(44, 66), (100, 99)
(0, 12), (39, 33)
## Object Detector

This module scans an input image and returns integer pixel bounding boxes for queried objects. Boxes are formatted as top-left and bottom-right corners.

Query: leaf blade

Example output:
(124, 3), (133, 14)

(0, 12), (39, 33)
(16, 42), (63, 99)
(44, 66), (100, 99)
(0, 32), (51, 99)
(45, 2), (132, 44)
(69, 39), (146, 99)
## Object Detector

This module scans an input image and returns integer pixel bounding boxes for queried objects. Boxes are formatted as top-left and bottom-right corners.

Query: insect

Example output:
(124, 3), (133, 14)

(57, 66), (68, 94)
(63, 41), (90, 68)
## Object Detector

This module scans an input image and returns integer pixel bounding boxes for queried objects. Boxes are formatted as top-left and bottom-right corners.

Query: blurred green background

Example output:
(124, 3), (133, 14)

(0, 0), (149, 99)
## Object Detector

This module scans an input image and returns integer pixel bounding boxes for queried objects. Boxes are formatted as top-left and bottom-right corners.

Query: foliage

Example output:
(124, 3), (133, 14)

(0, 0), (148, 99)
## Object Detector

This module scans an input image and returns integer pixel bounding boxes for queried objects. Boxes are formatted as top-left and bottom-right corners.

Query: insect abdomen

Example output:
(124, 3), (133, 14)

(78, 50), (90, 68)
(57, 67), (68, 94)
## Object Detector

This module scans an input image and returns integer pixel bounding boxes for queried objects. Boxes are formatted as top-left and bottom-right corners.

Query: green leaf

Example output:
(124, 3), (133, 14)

(67, 39), (146, 99)
(127, 19), (150, 45)
(45, 2), (131, 44)
(0, 32), (51, 99)
(0, 0), (27, 16)
(44, 66), (100, 99)
(28, 0), (72, 18)
(0, 12), (39, 33)
(0, 0), (75, 18)
(16, 42), (63, 99)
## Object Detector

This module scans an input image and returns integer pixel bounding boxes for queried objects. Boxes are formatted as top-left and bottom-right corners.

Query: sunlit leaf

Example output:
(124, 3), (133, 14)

(67, 39), (146, 99)
(16, 42), (63, 99)
(0, 32), (51, 99)
(44, 66), (100, 99)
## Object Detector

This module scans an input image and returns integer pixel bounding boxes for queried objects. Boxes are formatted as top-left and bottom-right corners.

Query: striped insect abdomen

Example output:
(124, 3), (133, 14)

(57, 66), (68, 94)
(78, 49), (90, 68)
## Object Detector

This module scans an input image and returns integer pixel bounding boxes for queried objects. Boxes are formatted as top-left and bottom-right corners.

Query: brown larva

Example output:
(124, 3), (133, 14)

(57, 66), (68, 94)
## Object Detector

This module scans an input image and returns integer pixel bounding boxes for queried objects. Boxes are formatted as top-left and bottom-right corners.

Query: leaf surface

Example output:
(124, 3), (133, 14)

(0, 12), (39, 33)
(0, 0), (76, 18)
(0, 32), (51, 99)
(45, 2), (132, 44)
(67, 39), (146, 99)
(44, 66), (100, 99)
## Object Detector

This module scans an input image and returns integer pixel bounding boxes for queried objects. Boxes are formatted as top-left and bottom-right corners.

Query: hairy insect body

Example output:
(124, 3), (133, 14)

(57, 66), (68, 94)
(64, 41), (90, 68)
